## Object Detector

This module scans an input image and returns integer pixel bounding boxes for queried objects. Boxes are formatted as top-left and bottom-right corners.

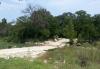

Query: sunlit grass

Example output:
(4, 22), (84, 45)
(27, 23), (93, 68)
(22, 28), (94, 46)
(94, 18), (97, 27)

(0, 46), (99, 69)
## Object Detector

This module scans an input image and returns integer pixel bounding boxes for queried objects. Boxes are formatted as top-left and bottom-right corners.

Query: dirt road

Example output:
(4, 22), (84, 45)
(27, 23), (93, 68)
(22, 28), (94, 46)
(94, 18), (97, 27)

(0, 38), (69, 59)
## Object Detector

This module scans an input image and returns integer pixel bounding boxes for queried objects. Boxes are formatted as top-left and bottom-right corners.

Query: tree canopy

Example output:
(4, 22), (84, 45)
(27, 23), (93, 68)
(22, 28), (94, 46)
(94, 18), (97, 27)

(0, 6), (100, 43)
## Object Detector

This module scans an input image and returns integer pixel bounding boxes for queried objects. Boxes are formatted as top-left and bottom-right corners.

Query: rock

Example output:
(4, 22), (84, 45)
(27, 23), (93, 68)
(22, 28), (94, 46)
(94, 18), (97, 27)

(54, 38), (58, 42)
(73, 38), (78, 44)
(43, 60), (48, 64)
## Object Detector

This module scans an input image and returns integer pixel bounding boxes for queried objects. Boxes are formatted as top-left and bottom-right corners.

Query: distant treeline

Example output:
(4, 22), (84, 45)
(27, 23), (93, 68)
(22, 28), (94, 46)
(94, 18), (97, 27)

(0, 5), (100, 43)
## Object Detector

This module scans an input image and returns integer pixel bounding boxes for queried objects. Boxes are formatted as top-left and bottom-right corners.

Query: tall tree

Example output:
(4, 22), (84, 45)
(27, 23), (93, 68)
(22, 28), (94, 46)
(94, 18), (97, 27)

(0, 18), (8, 36)
(63, 19), (76, 39)
(31, 8), (52, 39)
(93, 14), (100, 39)
(1, 18), (7, 24)
(75, 10), (97, 42)
(56, 12), (76, 37)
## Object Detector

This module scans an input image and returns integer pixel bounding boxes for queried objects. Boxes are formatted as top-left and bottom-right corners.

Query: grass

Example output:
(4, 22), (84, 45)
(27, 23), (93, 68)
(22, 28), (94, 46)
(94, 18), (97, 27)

(0, 37), (37, 49)
(0, 58), (52, 69)
(39, 45), (100, 69)
(0, 39), (26, 49)
(0, 37), (47, 49)
(0, 45), (99, 69)
(0, 38), (100, 69)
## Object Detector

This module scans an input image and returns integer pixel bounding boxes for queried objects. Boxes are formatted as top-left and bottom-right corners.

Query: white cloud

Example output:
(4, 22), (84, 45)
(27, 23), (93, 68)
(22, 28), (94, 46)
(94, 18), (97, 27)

(0, 0), (100, 21)
(0, 0), (27, 11)
(0, 0), (27, 21)
(42, 0), (100, 15)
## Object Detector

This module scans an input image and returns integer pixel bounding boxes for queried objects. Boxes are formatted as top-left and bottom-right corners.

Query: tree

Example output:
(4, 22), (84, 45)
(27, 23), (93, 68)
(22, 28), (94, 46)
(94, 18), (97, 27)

(9, 15), (34, 43)
(57, 12), (76, 27)
(31, 8), (52, 39)
(75, 10), (97, 42)
(93, 14), (100, 39)
(22, 4), (42, 16)
(49, 17), (60, 38)
(10, 6), (53, 42)
(8, 8), (100, 43)
(1, 18), (7, 24)
(56, 12), (76, 37)
(0, 18), (8, 36)
(63, 19), (76, 39)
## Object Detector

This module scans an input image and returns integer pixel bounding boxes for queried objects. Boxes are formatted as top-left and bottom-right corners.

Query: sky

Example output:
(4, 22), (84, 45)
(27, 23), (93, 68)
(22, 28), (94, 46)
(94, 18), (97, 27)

(0, 0), (100, 22)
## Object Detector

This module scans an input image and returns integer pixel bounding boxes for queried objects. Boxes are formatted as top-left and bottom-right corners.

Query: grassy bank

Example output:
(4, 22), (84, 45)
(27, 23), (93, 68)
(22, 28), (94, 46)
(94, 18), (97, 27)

(0, 39), (26, 49)
(0, 45), (100, 69)
(0, 38), (37, 49)
(40, 46), (100, 69)
(0, 58), (52, 69)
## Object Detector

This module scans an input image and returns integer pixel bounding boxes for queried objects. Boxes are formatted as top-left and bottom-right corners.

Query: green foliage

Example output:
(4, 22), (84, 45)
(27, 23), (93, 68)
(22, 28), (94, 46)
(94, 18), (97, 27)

(39, 29), (50, 39)
(1, 18), (7, 24)
(0, 58), (52, 69)
(62, 19), (76, 39)
(40, 45), (100, 69)
(0, 6), (100, 43)
(0, 44), (100, 69)
(0, 38), (26, 49)
(74, 10), (98, 42)
(0, 18), (9, 36)
(49, 17), (60, 38)
(9, 8), (53, 43)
